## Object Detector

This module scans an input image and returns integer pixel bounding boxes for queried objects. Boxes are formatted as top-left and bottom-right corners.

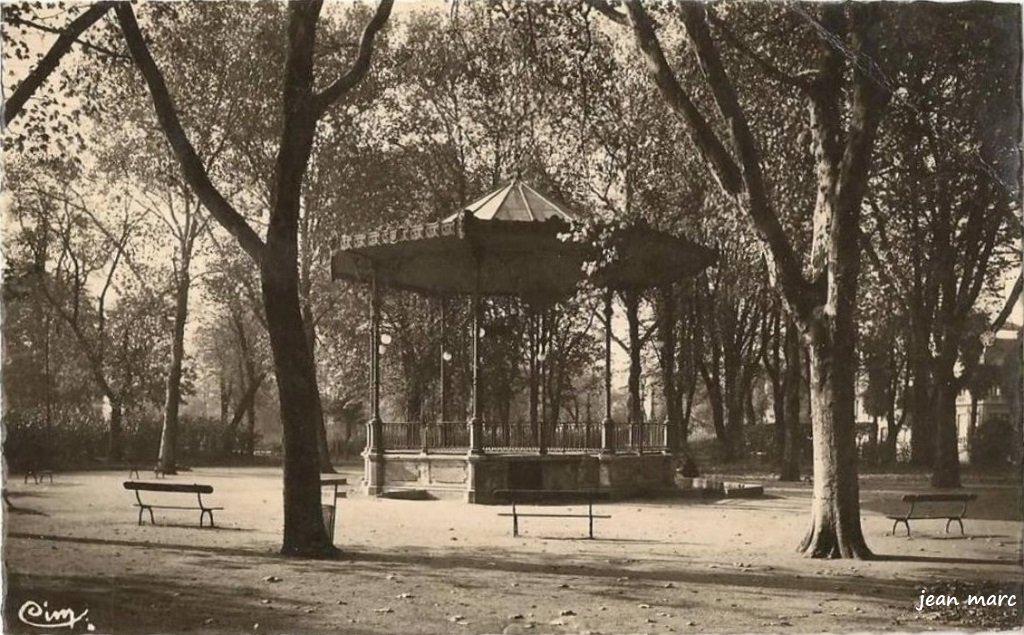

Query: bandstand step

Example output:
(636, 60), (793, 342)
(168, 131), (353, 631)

(380, 489), (435, 500)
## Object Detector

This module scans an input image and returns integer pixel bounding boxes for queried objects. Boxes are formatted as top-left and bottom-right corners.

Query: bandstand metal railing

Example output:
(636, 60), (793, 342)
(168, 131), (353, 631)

(378, 420), (668, 454)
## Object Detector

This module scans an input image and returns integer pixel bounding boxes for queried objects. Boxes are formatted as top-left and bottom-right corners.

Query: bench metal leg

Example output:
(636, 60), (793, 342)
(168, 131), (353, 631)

(891, 519), (910, 537)
(512, 503), (519, 537)
(138, 506), (155, 526)
(945, 518), (964, 536)
(588, 502), (594, 539)
(200, 509), (215, 528)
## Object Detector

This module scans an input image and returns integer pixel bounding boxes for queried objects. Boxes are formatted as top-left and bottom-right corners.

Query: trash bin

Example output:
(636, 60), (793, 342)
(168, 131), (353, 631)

(321, 504), (336, 542)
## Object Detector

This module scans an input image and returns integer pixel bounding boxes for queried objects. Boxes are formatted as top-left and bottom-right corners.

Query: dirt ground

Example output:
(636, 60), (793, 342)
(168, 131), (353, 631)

(3, 463), (1021, 634)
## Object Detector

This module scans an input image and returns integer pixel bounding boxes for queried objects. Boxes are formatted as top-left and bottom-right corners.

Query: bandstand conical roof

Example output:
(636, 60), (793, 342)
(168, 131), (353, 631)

(442, 181), (577, 223)
(330, 181), (715, 302)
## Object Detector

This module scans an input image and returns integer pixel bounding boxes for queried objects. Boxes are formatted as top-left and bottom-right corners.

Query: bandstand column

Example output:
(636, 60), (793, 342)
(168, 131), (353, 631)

(468, 269), (484, 455)
(538, 310), (548, 456)
(367, 269), (383, 453)
(365, 266), (385, 496)
(437, 297), (448, 448)
(601, 290), (615, 454)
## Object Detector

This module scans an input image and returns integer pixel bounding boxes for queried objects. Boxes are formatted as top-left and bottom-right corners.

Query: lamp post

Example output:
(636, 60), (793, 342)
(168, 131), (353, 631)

(440, 350), (452, 446)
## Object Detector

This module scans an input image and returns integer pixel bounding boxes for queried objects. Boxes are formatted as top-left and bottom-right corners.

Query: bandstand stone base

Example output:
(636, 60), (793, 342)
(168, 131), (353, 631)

(362, 452), (676, 503)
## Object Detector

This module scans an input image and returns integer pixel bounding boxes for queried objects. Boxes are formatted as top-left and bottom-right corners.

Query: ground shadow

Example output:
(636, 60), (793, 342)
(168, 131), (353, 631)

(3, 571), (381, 635)
(4, 505), (48, 516)
(136, 522), (254, 532)
(872, 553), (1021, 567)
(4, 490), (53, 500)
(523, 535), (666, 544)
(8, 532), (278, 559)
(9, 531), (1019, 605)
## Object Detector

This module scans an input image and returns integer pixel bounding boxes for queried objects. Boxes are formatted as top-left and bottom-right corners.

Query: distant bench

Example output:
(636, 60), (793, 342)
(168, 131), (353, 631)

(123, 481), (222, 527)
(127, 465), (168, 479)
(886, 493), (977, 537)
(493, 489), (612, 539)
(24, 470), (53, 484)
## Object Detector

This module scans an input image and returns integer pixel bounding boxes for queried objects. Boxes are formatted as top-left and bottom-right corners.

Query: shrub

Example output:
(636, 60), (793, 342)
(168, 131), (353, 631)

(970, 416), (1018, 466)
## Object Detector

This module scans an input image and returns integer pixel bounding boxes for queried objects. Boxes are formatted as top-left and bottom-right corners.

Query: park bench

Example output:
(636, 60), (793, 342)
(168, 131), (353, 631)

(493, 489), (612, 539)
(123, 481), (222, 527)
(24, 470), (53, 484)
(886, 493), (977, 537)
(127, 465), (166, 479)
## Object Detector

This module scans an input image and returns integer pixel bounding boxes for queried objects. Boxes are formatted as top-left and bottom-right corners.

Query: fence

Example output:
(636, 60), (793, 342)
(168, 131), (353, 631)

(377, 420), (667, 453)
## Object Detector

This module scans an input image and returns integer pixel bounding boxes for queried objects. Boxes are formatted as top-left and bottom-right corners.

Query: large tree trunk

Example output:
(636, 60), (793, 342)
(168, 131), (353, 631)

(967, 392), (979, 458)
(771, 377), (785, 460)
(313, 390), (334, 473)
(779, 323), (802, 481)
(108, 399), (123, 463)
(261, 1), (333, 554)
(659, 285), (680, 452)
(624, 290), (644, 426)
(158, 272), (189, 474)
(930, 365), (961, 487)
(300, 222), (335, 474)
(263, 247), (332, 556)
(701, 367), (731, 460)
(246, 400), (257, 458)
(796, 2), (883, 559)
(724, 372), (745, 458)
(908, 345), (934, 465)
(528, 311), (539, 438)
(798, 331), (870, 558)
(882, 417), (899, 464)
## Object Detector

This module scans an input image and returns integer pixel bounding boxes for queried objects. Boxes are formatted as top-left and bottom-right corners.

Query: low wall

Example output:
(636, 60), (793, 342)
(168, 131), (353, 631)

(363, 451), (676, 503)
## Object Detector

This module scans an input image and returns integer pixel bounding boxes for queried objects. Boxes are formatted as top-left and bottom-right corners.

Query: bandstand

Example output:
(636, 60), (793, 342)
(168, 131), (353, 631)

(331, 181), (714, 503)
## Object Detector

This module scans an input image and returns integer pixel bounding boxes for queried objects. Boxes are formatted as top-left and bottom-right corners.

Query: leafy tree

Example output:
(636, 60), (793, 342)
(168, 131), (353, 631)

(8, 164), (171, 462)
(115, 0), (394, 556)
(862, 2), (1021, 485)
(593, 0), (891, 558)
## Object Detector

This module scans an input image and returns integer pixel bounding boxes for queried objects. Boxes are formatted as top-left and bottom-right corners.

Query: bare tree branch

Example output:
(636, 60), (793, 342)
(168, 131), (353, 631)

(991, 273), (1023, 334)
(584, 0), (628, 26)
(115, 3), (266, 263)
(5, 11), (128, 61)
(3, 1), (117, 128)
(675, 0), (814, 317)
(616, 0), (744, 195)
(314, 0), (395, 115)
(706, 9), (813, 92)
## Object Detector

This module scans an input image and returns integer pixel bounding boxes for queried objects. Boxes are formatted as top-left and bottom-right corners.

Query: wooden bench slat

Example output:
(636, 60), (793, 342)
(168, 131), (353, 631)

(133, 504), (224, 511)
(494, 488), (611, 539)
(498, 513), (612, 519)
(902, 493), (976, 503)
(124, 481), (213, 494)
